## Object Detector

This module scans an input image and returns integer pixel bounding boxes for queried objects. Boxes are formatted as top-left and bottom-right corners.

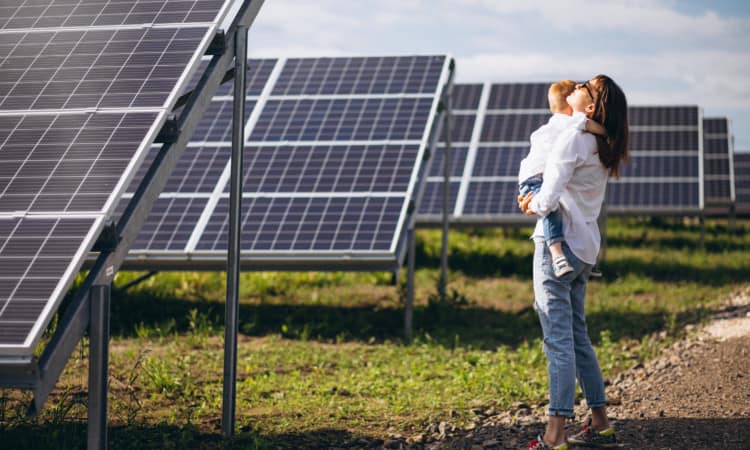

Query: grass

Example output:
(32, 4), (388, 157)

(1, 217), (749, 449)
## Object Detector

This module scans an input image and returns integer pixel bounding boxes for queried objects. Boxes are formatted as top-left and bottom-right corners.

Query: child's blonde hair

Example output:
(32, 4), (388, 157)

(548, 80), (576, 113)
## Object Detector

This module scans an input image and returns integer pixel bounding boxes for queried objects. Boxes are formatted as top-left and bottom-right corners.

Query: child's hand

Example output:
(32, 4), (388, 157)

(517, 192), (535, 215)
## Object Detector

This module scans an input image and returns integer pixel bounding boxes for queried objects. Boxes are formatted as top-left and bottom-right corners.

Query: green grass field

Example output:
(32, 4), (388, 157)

(2, 218), (748, 449)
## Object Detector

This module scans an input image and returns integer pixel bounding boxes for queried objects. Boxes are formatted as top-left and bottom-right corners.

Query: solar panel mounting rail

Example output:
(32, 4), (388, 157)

(0, 2), (266, 448)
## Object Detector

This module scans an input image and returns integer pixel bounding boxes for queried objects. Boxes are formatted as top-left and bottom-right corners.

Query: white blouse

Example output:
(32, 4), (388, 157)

(518, 112), (588, 183)
(528, 126), (608, 265)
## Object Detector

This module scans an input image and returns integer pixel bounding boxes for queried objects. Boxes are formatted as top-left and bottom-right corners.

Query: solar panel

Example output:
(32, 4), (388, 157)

(0, 0), (233, 355)
(702, 118), (735, 215)
(118, 55), (452, 270)
(734, 152), (750, 215)
(417, 83), (705, 224)
(607, 106), (703, 215)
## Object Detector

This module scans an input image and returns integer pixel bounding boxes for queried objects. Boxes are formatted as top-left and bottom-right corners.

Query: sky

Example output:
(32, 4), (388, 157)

(241, 0), (750, 151)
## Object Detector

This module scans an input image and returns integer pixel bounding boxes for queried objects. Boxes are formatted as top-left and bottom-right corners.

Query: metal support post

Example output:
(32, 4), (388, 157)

(222, 24), (247, 438)
(439, 91), (452, 300)
(699, 213), (706, 248)
(405, 226), (416, 342)
(88, 284), (110, 450)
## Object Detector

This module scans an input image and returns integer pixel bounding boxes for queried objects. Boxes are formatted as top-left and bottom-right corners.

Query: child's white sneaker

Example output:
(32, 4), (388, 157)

(553, 256), (573, 277)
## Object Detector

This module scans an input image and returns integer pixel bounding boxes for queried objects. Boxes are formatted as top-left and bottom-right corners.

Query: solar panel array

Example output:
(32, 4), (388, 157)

(118, 55), (451, 269)
(0, 0), (232, 355)
(702, 117), (735, 214)
(735, 152), (750, 215)
(417, 82), (705, 223)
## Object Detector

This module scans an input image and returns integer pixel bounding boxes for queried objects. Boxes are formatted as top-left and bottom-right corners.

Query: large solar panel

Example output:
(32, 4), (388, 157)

(118, 55), (451, 270)
(735, 152), (750, 215)
(0, 0), (233, 356)
(702, 117), (735, 215)
(417, 83), (705, 224)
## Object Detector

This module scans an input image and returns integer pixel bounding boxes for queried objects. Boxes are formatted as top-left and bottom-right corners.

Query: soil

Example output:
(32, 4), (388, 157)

(355, 290), (750, 450)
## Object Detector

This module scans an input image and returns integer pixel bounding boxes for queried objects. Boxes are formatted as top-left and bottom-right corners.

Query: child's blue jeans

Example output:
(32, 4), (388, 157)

(519, 174), (564, 246)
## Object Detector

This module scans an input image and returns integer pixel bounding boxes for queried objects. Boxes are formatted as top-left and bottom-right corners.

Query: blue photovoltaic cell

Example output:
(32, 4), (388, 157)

(463, 181), (519, 216)
(428, 146), (469, 178)
(702, 118), (732, 207)
(0, 0), (226, 30)
(197, 196), (404, 252)
(472, 146), (528, 178)
(629, 106), (699, 126)
(0, 27), (208, 110)
(192, 100), (255, 141)
(607, 182), (699, 209)
(481, 113), (550, 142)
(486, 83), (548, 110)
(735, 153), (750, 213)
(272, 56), (445, 96)
(704, 118), (728, 134)
(629, 130), (699, 151)
(0, 111), (159, 213)
(441, 113), (476, 143)
(115, 196), (208, 251)
(0, 216), (95, 345)
(619, 155), (699, 178)
(416, 181), (459, 216)
(230, 144), (421, 194)
(451, 83), (483, 110)
(250, 97), (433, 142)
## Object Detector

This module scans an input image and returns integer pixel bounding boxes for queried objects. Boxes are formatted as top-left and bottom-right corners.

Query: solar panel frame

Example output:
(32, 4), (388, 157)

(119, 55), (453, 271)
(0, 0), (235, 355)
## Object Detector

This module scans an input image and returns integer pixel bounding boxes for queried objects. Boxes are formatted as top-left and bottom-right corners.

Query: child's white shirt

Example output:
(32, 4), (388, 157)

(517, 112), (588, 183)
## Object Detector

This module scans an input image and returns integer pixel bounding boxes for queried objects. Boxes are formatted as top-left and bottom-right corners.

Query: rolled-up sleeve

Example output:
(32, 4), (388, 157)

(529, 130), (581, 217)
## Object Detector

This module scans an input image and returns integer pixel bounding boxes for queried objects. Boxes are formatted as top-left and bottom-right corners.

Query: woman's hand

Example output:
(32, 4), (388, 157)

(517, 192), (536, 216)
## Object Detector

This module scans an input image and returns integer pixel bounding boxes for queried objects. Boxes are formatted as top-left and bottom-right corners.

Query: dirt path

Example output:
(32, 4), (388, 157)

(394, 290), (750, 450)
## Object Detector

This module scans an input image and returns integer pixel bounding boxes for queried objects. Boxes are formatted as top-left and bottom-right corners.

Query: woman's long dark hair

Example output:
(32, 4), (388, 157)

(590, 75), (629, 178)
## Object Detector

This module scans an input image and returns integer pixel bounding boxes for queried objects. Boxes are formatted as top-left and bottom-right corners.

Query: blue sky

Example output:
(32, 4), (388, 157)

(242, 0), (750, 151)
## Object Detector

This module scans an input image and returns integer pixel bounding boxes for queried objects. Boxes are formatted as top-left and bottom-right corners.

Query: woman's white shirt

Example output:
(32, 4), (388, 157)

(518, 112), (588, 182)
(528, 127), (608, 265)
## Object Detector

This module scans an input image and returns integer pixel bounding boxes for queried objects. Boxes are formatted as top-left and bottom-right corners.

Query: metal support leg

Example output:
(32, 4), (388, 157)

(222, 25), (247, 438)
(439, 92), (452, 301)
(405, 226), (416, 342)
(88, 284), (110, 450)
(699, 213), (706, 248)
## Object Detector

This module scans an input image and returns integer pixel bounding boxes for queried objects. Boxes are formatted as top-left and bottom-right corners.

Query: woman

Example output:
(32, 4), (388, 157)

(518, 75), (629, 450)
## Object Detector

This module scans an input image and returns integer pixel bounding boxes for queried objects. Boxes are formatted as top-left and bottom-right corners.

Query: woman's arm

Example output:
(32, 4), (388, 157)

(584, 119), (607, 136)
(528, 130), (589, 216)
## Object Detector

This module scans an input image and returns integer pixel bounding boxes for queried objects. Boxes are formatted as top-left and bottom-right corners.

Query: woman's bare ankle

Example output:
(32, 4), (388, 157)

(591, 407), (610, 430)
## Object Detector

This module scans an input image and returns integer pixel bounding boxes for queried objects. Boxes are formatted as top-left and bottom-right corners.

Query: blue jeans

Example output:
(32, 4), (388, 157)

(519, 175), (564, 247)
(533, 241), (606, 416)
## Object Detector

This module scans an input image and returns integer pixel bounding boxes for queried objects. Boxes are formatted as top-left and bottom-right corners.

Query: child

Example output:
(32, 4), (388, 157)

(518, 80), (606, 277)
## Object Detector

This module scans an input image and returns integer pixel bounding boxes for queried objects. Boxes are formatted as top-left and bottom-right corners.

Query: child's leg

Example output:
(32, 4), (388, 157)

(545, 210), (572, 277)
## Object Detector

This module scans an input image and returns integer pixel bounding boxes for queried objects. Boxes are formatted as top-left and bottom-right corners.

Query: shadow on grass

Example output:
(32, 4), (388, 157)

(108, 289), (712, 350)
(0, 422), (364, 449)
(416, 242), (748, 286)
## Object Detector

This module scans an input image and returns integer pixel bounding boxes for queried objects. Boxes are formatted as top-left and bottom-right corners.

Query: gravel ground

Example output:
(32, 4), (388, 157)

(360, 290), (750, 450)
